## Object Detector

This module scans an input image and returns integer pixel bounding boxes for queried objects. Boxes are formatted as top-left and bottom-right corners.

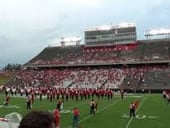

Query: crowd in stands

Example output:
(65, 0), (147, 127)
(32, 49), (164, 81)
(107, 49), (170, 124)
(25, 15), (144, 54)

(27, 40), (170, 66)
(121, 65), (170, 90)
(3, 40), (170, 92)
(4, 65), (170, 92)
(6, 67), (125, 89)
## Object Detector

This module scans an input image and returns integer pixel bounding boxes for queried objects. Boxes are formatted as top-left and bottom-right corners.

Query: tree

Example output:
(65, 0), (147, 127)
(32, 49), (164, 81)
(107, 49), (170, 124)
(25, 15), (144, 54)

(3, 63), (22, 71)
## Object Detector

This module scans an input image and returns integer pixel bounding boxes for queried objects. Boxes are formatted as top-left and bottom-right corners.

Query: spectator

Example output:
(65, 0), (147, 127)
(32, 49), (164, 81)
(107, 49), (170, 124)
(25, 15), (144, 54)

(73, 107), (80, 128)
(18, 111), (56, 128)
(54, 108), (60, 128)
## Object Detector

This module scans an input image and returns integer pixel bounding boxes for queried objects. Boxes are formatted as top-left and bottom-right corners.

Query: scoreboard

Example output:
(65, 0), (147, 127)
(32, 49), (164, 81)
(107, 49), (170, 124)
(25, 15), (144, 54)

(85, 23), (136, 46)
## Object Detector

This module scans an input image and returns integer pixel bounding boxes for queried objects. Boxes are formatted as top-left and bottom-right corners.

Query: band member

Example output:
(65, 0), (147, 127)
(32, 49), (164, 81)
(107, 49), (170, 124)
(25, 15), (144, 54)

(162, 90), (166, 99)
(26, 96), (32, 109)
(56, 100), (61, 111)
(60, 100), (64, 110)
(4, 95), (10, 106)
(95, 99), (99, 112)
(90, 99), (96, 115)
(166, 93), (170, 104)
(120, 89), (124, 99)
(129, 102), (135, 117)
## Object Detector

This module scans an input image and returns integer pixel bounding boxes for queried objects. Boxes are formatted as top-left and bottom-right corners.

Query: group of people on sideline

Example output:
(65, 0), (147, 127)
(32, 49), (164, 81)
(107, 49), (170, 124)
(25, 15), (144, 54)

(18, 99), (139, 128)
(17, 98), (100, 128)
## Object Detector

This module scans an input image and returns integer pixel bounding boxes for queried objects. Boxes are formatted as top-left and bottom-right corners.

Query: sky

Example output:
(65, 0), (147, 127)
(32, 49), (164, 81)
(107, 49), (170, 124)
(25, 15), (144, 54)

(0, 0), (170, 68)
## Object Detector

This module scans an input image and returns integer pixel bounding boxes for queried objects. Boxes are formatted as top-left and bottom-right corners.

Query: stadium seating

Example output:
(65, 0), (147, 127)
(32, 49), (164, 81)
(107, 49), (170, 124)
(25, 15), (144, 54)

(26, 40), (170, 66)
(4, 39), (170, 91)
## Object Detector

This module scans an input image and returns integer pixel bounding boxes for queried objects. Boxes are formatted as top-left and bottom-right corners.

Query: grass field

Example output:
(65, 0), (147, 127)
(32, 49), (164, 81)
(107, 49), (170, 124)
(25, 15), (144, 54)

(0, 93), (170, 128)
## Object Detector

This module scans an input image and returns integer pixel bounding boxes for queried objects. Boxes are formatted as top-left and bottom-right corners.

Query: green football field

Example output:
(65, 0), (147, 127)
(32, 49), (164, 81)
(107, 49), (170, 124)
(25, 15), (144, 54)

(0, 93), (170, 128)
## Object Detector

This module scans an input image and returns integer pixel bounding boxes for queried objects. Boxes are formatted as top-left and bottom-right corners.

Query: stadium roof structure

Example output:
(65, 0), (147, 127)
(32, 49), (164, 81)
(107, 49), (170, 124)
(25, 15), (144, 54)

(60, 36), (81, 42)
(60, 36), (81, 46)
(145, 28), (170, 36)
(85, 22), (136, 32)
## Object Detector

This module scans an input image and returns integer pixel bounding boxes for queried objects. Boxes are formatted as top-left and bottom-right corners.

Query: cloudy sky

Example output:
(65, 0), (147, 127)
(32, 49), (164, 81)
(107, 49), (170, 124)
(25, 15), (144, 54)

(0, 0), (170, 68)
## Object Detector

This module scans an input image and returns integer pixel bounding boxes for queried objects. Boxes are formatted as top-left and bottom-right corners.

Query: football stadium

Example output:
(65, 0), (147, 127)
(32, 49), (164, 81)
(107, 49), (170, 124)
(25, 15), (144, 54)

(0, 22), (170, 128)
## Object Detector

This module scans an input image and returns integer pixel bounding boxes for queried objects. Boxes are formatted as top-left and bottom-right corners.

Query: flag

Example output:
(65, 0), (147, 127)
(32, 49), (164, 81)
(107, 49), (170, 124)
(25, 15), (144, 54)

(134, 100), (139, 110)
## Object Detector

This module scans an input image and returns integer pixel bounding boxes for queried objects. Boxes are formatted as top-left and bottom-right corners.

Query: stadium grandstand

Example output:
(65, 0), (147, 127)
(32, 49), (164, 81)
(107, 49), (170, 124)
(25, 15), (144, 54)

(3, 23), (170, 93)
(1, 22), (170, 128)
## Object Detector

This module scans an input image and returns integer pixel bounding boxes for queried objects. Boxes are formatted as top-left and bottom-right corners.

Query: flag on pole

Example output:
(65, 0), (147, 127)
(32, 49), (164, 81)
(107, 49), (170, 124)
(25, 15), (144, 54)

(134, 100), (139, 110)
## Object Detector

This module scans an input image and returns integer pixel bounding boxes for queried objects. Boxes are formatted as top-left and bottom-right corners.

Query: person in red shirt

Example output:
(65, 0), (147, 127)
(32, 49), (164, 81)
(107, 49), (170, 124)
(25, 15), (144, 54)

(54, 108), (60, 128)
(72, 107), (80, 128)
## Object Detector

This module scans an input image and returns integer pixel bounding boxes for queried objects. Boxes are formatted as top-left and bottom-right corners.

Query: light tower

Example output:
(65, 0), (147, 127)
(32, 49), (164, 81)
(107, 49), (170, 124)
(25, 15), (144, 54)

(60, 36), (81, 47)
(144, 28), (170, 40)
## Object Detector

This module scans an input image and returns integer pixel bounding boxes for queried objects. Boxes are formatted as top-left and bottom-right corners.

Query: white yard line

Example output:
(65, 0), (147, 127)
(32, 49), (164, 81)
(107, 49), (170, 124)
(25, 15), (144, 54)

(125, 95), (147, 128)
(67, 99), (120, 128)
(80, 99), (120, 122)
